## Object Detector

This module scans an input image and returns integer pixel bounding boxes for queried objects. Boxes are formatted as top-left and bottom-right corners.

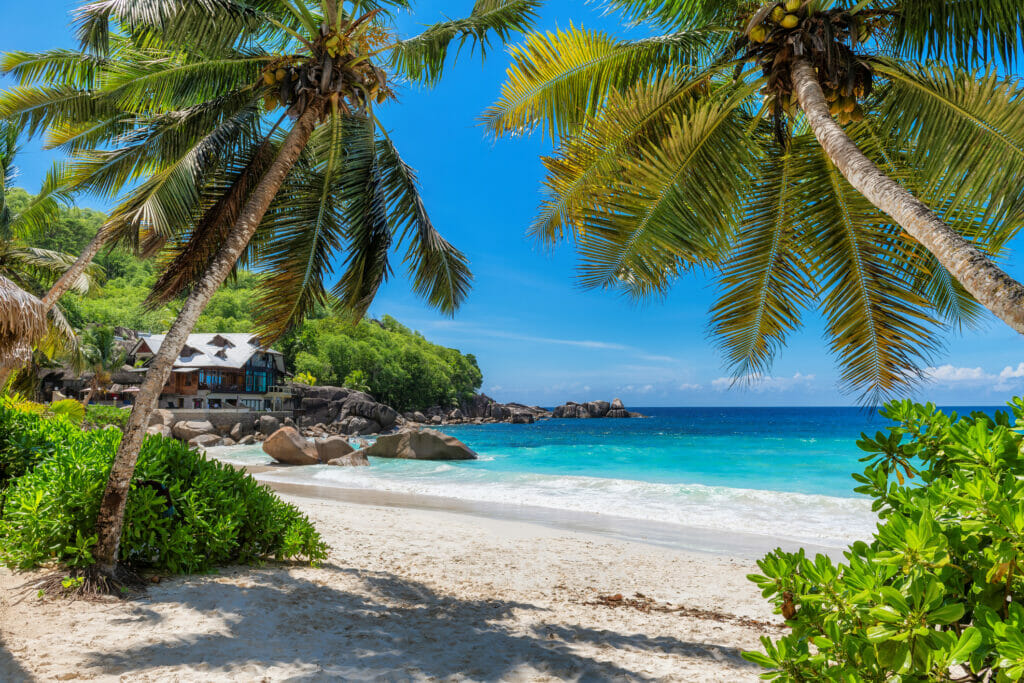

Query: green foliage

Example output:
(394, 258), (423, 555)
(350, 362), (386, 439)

(48, 399), (85, 425)
(286, 315), (482, 411)
(84, 405), (129, 429)
(746, 398), (1024, 681)
(0, 397), (80, 494)
(292, 371), (316, 386)
(0, 405), (327, 573)
(342, 369), (370, 393)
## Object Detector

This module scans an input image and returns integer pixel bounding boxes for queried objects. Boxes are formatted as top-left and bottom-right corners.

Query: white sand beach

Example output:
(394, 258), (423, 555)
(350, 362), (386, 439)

(0, 489), (790, 682)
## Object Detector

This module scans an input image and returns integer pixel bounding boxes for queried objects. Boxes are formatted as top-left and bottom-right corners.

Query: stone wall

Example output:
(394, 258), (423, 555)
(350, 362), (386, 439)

(164, 409), (293, 433)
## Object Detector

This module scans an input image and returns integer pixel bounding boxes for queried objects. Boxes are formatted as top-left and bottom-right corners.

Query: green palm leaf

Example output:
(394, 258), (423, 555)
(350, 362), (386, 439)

(710, 143), (815, 379)
(330, 114), (392, 318)
(377, 132), (472, 316)
(483, 24), (723, 139)
(532, 72), (717, 244)
(252, 115), (349, 341)
(572, 83), (758, 296)
(798, 132), (940, 401)
(871, 59), (1024, 241)
(391, 0), (541, 85)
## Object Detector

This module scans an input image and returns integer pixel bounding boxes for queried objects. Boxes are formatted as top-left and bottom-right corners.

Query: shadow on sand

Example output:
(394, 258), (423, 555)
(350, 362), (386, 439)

(0, 635), (32, 683)
(80, 564), (758, 680)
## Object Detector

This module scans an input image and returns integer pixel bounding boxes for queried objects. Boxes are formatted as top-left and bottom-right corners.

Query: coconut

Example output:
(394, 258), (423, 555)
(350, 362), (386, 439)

(771, 6), (786, 22)
(749, 25), (767, 43)
(785, 0), (801, 10)
(781, 14), (799, 29)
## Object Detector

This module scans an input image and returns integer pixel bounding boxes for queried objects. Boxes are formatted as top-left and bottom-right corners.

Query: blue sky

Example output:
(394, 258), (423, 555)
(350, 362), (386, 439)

(4, 0), (1023, 406)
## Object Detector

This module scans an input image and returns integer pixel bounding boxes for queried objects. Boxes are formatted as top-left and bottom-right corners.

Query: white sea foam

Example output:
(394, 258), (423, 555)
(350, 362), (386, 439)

(245, 459), (876, 547)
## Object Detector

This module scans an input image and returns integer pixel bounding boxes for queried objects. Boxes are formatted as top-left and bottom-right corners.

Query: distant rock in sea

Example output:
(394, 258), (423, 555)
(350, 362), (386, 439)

(553, 398), (643, 419)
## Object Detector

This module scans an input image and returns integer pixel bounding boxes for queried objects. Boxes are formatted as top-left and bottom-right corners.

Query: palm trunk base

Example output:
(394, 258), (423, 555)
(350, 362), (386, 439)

(36, 563), (142, 599)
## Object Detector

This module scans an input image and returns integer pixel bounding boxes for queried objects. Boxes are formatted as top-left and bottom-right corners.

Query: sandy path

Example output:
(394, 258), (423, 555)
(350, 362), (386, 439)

(0, 494), (784, 681)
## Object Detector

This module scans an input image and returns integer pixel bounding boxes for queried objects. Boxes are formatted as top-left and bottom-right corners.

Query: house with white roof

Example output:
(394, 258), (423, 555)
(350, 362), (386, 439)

(131, 333), (290, 411)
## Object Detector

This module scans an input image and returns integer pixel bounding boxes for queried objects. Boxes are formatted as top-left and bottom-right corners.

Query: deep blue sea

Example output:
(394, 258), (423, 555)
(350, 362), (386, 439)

(207, 405), (1004, 546)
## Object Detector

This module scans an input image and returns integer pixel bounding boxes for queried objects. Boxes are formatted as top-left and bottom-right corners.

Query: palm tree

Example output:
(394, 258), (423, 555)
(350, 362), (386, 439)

(485, 0), (1024, 399)
(2, 0), (538, 585)
(78, 326), (128, 407)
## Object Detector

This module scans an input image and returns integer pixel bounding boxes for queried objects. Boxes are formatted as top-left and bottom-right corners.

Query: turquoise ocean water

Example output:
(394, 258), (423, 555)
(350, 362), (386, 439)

(206, 406), (1002, 546)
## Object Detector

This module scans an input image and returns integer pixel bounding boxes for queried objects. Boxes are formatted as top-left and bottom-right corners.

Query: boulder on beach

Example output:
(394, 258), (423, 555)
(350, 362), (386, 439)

(338, 416), (381, 435)
(237, 434), (256, 446)
(147, 424), (173, 439)
(258, 415), (281, 436)
(148, 409), (174, 427)
(230, 421), (252, 441)
(328, 451), (370, 467)
(364, 428), (477, 461)
(315, 435), (354, 463)
(188, 433), (222, 448)
(172, 420), (216, 441)
(262, 426), (319, 465)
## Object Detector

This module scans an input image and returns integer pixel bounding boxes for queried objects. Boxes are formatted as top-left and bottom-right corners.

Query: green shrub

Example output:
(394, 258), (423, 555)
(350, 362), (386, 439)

(0, 400), (82, 495)
(85, 404), (130, 429)
(0, 405), (327, 573)
(745, 399), (1024, 681)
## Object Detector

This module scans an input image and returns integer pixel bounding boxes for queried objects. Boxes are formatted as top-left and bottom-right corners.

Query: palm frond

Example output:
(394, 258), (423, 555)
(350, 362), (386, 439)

(884, 0), (1024, 69)
(390, 0), (541, 86)
(330, 114), (392, 319)
(483, 24), (724, 139)
(7, 248), (102, 295)
(797, 131), (941, 402)
(871, 59), (1024, 245)
(532, 72), (715, 244)
(710, 145), (815, 379)
(376, 132), (472, 315)
(252, 116), (349, 341)
(147, 140), (275, 307)
(603, 0), (746, 30)
(1, 49), (110, 89)
(570, 83), (758, 296)
(73, 0), (283, 56)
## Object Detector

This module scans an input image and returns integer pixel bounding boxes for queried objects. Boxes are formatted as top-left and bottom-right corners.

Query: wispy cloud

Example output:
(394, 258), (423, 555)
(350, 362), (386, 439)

(711, 372), (816, 392)
(678, 383), (702, 391)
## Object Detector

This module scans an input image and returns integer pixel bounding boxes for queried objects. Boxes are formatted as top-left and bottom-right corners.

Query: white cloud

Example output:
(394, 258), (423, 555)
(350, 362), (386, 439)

(712, 372), (816, 392)
(1000, 363), (1024, 379)
(924, 364), (993, 383)
(678, 383), (702, 391)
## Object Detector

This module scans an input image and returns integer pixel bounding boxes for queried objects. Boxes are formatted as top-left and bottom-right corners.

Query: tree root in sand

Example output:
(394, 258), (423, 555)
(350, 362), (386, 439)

(33, 565), (145, 600)
(585, 592), (785, 631)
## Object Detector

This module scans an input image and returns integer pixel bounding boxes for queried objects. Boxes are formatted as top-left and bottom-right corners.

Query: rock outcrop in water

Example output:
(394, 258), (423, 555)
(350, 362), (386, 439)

(553, 398), (641, 419)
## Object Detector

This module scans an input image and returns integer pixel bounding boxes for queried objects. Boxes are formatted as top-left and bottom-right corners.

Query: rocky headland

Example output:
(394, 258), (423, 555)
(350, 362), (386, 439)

(148, 383), (643, 456)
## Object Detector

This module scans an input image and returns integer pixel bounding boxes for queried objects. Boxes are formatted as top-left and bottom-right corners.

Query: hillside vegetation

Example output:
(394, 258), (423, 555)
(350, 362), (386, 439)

(11, 190), (481, 411)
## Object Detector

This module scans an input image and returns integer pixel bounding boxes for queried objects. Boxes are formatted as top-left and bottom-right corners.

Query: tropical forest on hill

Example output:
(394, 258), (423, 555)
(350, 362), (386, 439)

(9, 190), (482, 412)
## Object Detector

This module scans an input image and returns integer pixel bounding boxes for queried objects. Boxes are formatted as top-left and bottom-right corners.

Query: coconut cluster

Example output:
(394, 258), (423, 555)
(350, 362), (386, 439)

(741, 1), (876, 133)
(259, 20), (391, 119)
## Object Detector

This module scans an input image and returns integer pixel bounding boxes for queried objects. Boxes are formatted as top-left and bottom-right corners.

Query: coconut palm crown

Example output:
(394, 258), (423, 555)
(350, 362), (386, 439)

(486, 0), (1024, 400)
(2, 0), (541, 339)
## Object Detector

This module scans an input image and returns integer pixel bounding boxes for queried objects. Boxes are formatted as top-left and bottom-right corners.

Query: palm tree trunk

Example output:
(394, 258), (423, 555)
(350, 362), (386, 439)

(89, 102), (325, 576)
(791, 58), (1024, 335)
(41, 227), (108, 308)
(81, 378), (97, 409)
